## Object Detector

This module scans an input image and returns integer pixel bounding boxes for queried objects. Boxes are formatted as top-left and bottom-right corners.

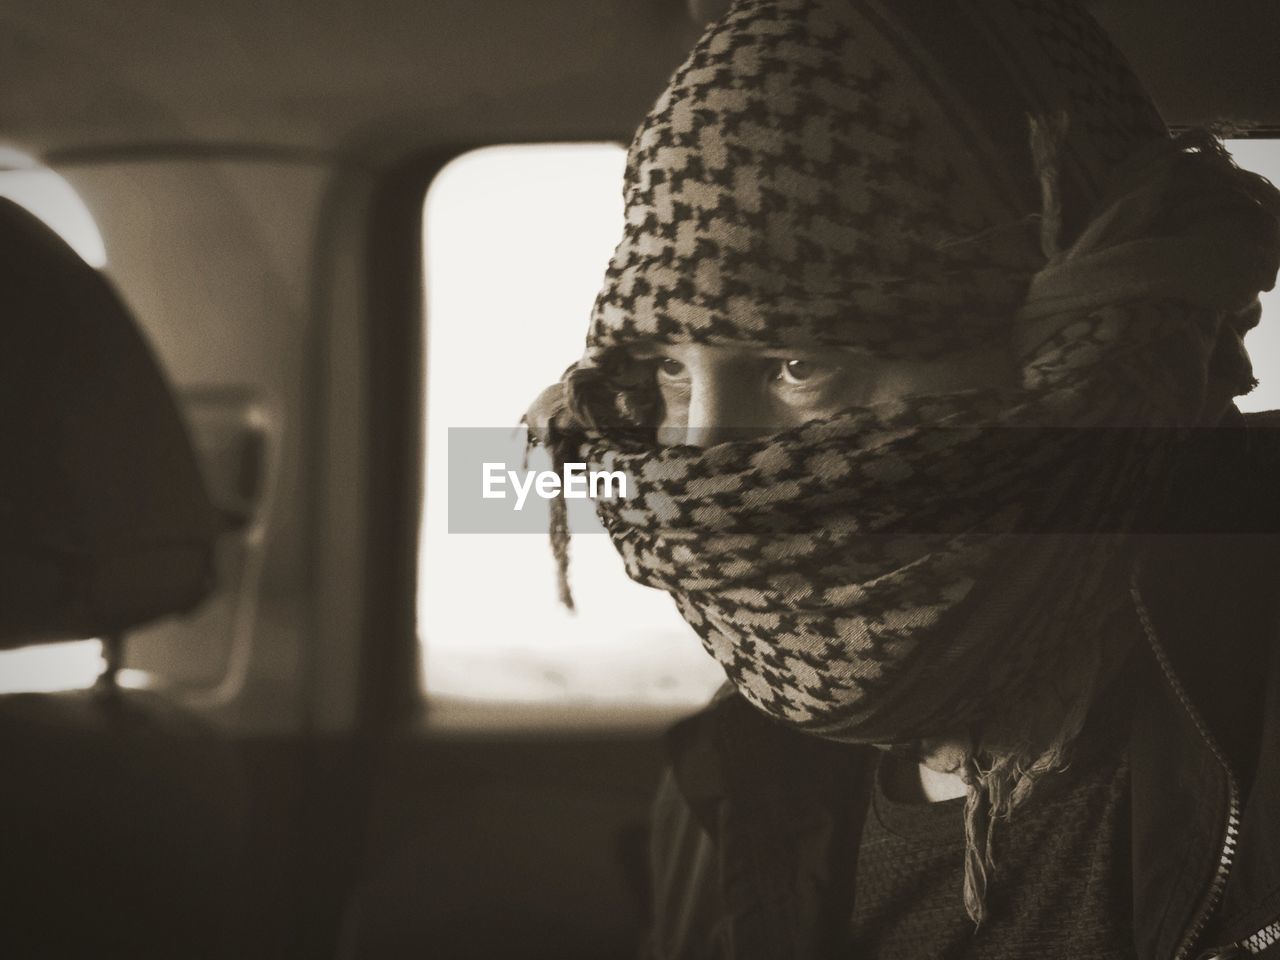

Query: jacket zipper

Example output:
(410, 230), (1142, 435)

(1129, 572), (1242, 960)
(1236, 920), (1280, 955)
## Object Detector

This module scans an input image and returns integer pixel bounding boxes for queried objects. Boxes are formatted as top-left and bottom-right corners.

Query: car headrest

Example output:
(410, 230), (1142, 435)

(0, 198), (217, 648)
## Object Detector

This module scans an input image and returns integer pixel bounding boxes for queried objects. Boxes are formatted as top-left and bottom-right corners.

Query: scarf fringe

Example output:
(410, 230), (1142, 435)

(959, 658), (1096, 924)
(549, 490), (575, 612)
(521, 380), (583, 612)
(1029, 111), (1070, 259)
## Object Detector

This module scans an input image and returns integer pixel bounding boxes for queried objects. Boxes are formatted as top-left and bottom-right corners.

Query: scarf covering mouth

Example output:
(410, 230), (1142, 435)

(526, 0), (1280, 922)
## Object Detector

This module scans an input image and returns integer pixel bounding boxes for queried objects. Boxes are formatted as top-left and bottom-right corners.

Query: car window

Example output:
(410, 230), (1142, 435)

(418, 143), (726, 726)
(1225, 139), (1280, 413)
(0, 150), (106, 267)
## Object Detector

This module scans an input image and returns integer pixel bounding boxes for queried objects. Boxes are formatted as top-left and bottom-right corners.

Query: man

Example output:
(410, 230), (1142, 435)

(528, 0), (1280, 955)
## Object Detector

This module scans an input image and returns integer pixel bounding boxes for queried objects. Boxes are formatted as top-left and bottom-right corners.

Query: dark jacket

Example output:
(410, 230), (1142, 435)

(644, 411), (1280, 960)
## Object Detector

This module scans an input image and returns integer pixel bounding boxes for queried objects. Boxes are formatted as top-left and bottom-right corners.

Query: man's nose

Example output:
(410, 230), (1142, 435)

(677, 377), (769, 448)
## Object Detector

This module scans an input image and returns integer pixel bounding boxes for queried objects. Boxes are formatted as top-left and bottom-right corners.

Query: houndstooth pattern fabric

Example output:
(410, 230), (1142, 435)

(579, 299), (1203, 747)
(532, 0), (1280, 824)
(588, 0), (1167, 360)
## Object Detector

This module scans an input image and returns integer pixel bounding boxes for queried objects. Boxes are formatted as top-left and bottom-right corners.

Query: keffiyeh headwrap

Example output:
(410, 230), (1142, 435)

(527, 0), (1280, 920)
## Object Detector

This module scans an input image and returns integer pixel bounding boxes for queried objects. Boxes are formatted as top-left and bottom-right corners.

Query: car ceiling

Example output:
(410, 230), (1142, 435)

(1, 0), (1277, 166)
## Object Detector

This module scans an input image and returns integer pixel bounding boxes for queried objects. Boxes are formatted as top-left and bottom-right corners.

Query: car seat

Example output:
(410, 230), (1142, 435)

(0, 197), (246, 959)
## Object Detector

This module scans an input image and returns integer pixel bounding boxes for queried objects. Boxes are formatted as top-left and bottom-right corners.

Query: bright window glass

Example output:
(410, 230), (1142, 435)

(0, 149), (106, 267)
(1225, 139), (1280, 414)
(418, 144), (725, 723)
(0, 641), (105, 694)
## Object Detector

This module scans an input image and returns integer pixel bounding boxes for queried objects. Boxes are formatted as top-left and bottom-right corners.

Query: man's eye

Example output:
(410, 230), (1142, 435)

(658, 358), (687, 379)
(774, 359), (822, 384)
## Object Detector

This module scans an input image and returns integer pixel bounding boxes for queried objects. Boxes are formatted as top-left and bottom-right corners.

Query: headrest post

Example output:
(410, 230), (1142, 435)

(94, 633), (127, 699)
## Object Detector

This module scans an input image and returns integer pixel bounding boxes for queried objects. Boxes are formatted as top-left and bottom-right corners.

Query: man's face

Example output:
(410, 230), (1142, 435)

(626, 341), (1016, 447)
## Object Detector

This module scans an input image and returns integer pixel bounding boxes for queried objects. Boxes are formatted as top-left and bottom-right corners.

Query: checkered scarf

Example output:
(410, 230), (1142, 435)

(527, 0), (1280, 920)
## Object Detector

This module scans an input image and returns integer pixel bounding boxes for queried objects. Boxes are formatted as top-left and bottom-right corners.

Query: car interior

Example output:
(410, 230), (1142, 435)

(0, 1), (1278, 958)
